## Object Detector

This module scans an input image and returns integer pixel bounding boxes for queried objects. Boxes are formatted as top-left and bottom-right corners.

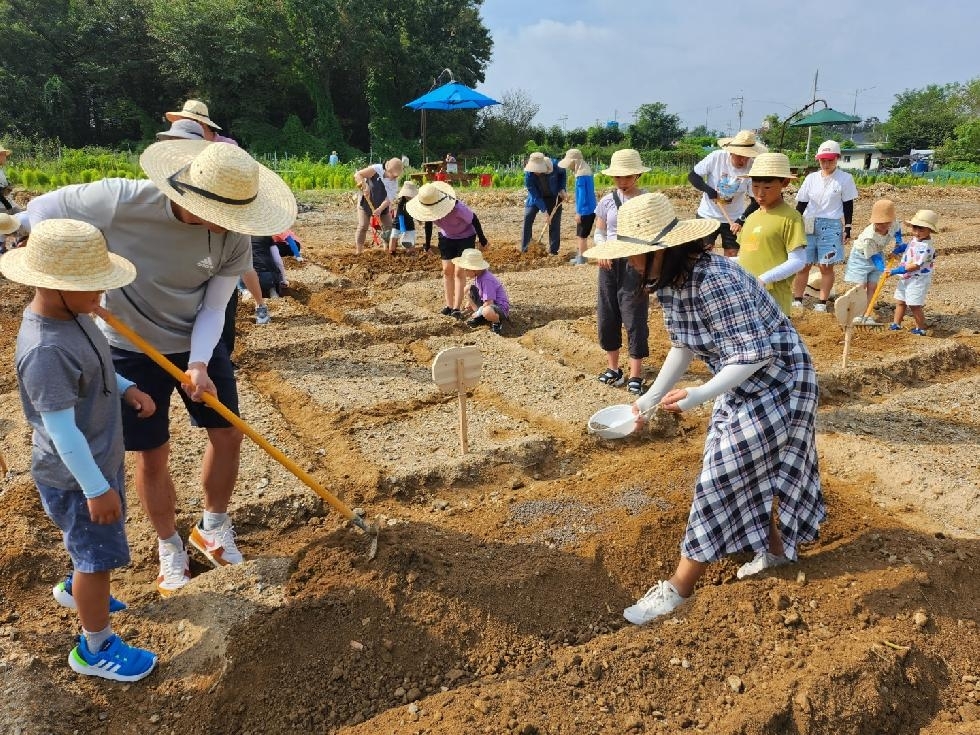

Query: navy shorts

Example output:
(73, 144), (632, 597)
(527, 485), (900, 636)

(112, 342), (240, 452)
(576, 214), (596, 238)
(439, 234), (476, 261)
(38, 466), (130, 573)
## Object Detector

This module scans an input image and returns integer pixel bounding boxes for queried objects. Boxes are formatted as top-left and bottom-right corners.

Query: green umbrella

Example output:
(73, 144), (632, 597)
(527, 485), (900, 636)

(789, 108), (861, 127)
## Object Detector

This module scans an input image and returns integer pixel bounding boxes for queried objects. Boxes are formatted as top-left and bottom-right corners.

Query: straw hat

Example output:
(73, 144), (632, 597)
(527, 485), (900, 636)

(905, 209), (940, 232)
(583, 193), (719, 260)
(406, 181), (457, 222)
(0, 219), (136, 291)
(451, 248), (490, 271)
(165, 99), (221, 130)
(869, 199), (896, 224)
(557, 148), (584, 171)
(601, 149), (650, 177)
(156, 119), (207, 141)
(739, 152), (796, 179)
(397, 180), (419, 199)
(0, 212), (20, 235)
(385, 157), (405, 177)
(524, 152), (553, 174)
(815, 140), (841, 160)
(716, 130), (768, 157)
(140, 140), (297, 236)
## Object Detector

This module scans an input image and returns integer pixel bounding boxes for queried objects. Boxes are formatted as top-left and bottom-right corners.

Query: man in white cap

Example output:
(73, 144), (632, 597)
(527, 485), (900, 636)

(27, 141), (297, 596)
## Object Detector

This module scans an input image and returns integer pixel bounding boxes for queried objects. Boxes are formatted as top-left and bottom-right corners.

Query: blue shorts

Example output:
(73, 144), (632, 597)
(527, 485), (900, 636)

(806, 218), (844, 265)
(843, 250), (883, 286)
(38, 467), (130, 573)
(112, 342), (240, 452)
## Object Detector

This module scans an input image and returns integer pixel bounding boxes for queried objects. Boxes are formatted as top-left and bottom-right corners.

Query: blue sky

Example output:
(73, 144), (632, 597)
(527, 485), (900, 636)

(477, 0), (979, 134)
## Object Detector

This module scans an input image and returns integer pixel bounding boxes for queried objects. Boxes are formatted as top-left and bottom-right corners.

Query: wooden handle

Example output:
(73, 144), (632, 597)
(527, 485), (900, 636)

(863, 256), (897, 319)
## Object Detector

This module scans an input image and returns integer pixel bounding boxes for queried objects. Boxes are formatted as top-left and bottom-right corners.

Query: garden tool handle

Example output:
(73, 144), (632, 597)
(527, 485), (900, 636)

(94, 306), (366, 529)
(862, 255), (898, 320)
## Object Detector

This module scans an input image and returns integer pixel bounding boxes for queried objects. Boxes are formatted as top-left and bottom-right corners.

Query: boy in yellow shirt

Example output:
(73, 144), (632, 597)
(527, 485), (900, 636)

(735, 153), (808, 315)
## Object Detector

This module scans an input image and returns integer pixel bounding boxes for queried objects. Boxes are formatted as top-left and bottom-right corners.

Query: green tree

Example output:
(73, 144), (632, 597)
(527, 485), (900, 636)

(883, 83), (964, 154)
(627, 102), (683, 150)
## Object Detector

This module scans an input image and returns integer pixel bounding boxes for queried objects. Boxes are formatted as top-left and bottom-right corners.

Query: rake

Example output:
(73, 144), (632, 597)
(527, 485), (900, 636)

(534, 200), (563, 248)
(854, 254), (899, 329)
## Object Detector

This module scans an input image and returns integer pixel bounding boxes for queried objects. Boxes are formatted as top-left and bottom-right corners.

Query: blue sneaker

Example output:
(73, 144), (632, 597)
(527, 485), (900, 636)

(910, 327), (927, 336)
(888, 323), (902, 331)
(53, 573), (127, 613)
(68, 635), (157, 682)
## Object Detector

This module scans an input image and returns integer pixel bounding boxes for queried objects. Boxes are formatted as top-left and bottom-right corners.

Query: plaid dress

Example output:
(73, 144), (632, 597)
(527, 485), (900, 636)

(657, 253), (825, 563)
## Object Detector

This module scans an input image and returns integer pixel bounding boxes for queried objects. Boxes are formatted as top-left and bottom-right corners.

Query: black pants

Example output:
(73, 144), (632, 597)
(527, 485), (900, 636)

(597, 259), (649, 357)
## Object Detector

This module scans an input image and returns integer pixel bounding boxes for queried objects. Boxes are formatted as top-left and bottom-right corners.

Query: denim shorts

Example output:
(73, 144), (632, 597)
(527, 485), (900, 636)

(112, 343), (240, 451)
(805, 218), (844, 265)
(38, 467), (130, 573)
(843, 250), (883, 286)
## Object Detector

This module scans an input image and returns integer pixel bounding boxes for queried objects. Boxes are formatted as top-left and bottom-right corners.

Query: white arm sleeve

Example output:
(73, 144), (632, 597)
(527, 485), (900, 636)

(25, 190), (69, 222)
(676, 360), (768, 411)
(271, 247), (287, 280)
(189, 275), (239, 365)
(636, 347), (695, 413)
(758, 246), (807, 284)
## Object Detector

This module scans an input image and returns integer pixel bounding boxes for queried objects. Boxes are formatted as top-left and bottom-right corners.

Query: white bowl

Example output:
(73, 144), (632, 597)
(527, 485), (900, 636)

(587, 404), (638, 439)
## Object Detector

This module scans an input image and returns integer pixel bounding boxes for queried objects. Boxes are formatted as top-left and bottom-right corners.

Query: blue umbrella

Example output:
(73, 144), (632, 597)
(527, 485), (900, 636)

(405, 81), (500, 164)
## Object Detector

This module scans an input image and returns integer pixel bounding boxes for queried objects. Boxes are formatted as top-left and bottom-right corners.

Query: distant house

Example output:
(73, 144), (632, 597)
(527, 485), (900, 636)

(839, 144), (886, 171)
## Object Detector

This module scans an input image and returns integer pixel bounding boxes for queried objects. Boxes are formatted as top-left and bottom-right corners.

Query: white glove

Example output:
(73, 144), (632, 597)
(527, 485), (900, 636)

(593, 230), (607, 246)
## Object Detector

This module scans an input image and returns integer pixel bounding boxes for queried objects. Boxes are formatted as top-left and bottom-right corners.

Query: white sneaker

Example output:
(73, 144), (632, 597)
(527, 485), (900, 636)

(623, 581), (688, 625)
(736, 551), (791, 579)
(156, 540), (191, 597)
(791, 299), (804, 310)
(189, 519), (243, 567)
(813, 303), (828, 313)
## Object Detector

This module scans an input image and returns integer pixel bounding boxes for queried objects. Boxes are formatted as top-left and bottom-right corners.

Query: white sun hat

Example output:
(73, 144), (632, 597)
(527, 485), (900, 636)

(405, 181), (457, 222)
(156, 119), (207, 141)
(601, 149), (651, 177)
(524, 152), (553, 174)
(140, 140), (297, 235)
(905, 209), (940, 232)
(451, 248), (490, 271)
(0, 218), (136, 291)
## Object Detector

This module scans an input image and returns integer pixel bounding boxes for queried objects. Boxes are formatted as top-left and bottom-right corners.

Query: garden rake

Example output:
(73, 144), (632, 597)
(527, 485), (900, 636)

(855, 254), (899, 329)
(95, 306), (380, 560)
(534, 200), (563, 248)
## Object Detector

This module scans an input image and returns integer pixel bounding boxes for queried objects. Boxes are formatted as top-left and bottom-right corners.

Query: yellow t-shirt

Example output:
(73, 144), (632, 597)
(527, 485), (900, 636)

(737, 201), (807, 315)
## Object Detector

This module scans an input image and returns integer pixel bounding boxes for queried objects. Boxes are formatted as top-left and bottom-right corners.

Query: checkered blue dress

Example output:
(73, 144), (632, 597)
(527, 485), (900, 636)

(656, 253), (825, 563)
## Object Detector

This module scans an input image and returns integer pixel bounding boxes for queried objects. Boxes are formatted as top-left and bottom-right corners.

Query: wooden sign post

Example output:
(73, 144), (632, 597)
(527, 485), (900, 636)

(833, 284), (868, 369)
(431, 346), (483, 455)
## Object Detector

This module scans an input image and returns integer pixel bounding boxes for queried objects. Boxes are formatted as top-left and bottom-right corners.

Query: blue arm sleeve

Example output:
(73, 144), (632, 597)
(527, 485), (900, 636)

(39, 408), (110, 499)
(870, 253), (886, 271)
(115, 373), (134, 395)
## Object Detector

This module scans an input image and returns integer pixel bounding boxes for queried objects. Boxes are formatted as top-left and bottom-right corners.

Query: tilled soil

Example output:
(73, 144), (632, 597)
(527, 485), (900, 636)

(1, 185), (980, 735)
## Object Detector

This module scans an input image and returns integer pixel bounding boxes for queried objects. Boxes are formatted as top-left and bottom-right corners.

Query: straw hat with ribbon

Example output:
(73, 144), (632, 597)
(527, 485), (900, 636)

(601, 149), (651, 177)
(716, 130), (768, 157)
(869, 199), (896, 224)
(524, 152), (553, 174)
(165, 99), (221, 130)
(0, 212), (20, 235)
(0, 218), (136, 291)
(156, 119), (207, 141)
(140, 140), (297, 235)
(406, 181), (457, 222)
(905, 209), (940, 232)
(557, 148), (584, 171)
(397, 180), (419, 199)
(451, 247), (491, 271)
(583, 193), (719, 260)
(738, 152), (797, 179)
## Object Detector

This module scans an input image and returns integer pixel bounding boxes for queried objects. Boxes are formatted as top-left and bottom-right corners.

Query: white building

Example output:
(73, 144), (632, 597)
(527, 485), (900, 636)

(839, 144), (886, 171)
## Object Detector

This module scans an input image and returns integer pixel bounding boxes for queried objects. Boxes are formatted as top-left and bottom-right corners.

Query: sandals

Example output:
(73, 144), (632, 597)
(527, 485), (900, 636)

(597, 368), (625, 387)
(627, 377), (643, 395)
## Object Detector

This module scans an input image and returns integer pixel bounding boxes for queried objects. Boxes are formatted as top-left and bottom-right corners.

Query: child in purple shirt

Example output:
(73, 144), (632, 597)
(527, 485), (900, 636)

(452, 248), (510, 335)
(407, 182), (489, 318)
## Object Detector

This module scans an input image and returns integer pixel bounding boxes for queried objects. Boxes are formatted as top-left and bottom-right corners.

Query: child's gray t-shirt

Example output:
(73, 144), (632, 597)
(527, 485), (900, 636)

(15, 310), (124, 490)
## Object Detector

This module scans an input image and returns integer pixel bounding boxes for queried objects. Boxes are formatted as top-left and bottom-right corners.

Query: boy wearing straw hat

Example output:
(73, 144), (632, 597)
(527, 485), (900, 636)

(27, 141), (297, 596)
(735, 152), (808, 316)
(2, 219), (159, 681)
(452, 248), (511, 334)
(520, 152), (566, 255)
(888, 209), (939, 336)
(584, 193), (822, 625)
(688, 130), (767, 257)
(557, 148), (596, 265)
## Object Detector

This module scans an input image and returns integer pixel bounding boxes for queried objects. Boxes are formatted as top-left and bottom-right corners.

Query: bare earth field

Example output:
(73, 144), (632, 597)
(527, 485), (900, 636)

(2, 183), (980, 735)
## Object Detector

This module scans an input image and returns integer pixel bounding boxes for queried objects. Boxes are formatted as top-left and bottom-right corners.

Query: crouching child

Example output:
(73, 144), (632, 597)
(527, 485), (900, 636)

(452, 248), (511, 335)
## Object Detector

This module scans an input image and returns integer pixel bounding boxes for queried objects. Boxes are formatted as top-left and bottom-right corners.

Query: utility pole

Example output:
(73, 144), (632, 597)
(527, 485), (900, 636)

(558, 115), (568, 132)
(731, 94), (744, 131)
(805, 70), (818, 158)
(851, 86), (875, 135)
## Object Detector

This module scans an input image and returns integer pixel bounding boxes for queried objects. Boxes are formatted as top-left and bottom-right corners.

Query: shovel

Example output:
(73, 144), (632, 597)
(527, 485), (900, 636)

(833, 284), (868, 368)
(94, 306), (379, 559)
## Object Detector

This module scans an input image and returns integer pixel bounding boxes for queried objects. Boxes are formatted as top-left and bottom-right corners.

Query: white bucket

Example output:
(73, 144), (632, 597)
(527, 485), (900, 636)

(587, 404), (638, 439)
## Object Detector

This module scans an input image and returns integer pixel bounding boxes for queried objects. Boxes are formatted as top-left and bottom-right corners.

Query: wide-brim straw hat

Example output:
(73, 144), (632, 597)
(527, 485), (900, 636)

(165, 99), (221, 130)
(869, 199), (896, 224)
(905, 209), (940, 232)
(0, 218), (136, 291)
(451, 247), (490, 271)
(156, 119), (207, 141)
(601, 149), (651, 177)
(557, 148), (584, 170)
(0, 212), (20, 235)
(140, 140), (297, 235)
(397, 181), (419, 199)
(717, 129), (768, 157)
(583, 193), (719, 260)
(406, 181), (457, 222)
(738, 152), (796, 179)
(524, 152), (553, 174)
